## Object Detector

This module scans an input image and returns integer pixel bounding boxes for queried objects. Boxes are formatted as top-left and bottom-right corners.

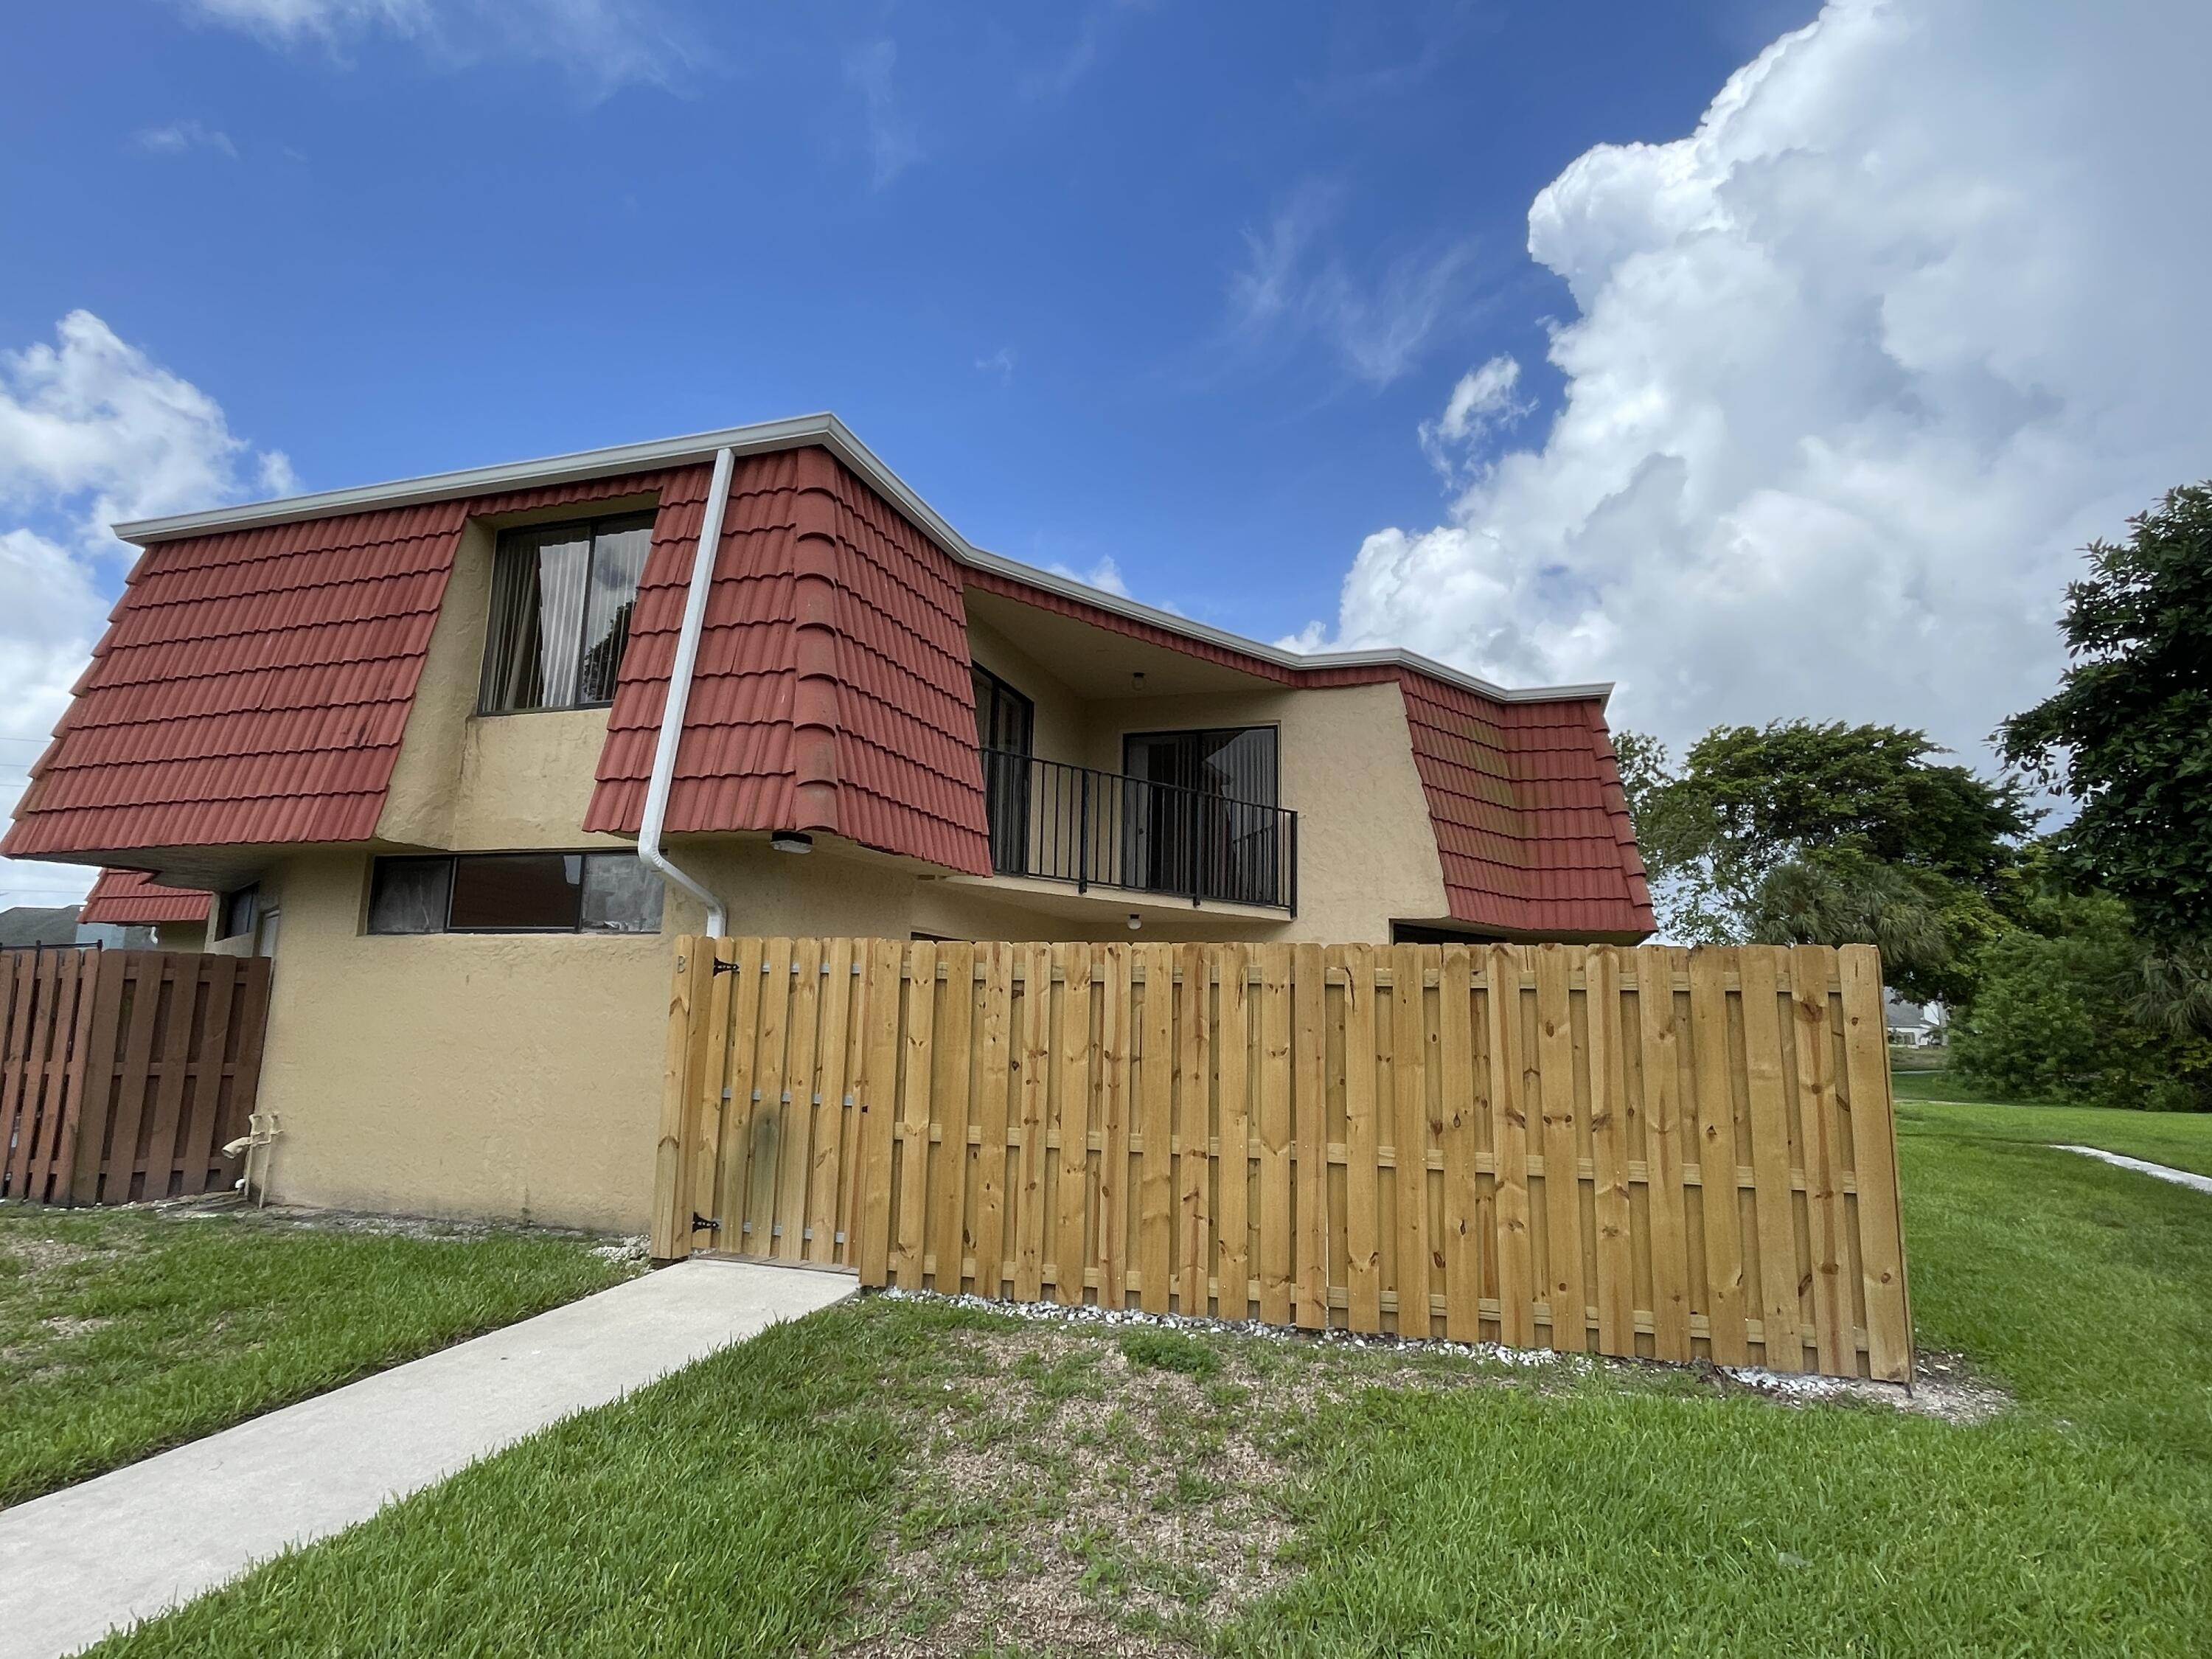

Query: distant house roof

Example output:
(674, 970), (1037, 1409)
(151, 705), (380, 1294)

(0, 905), (80, 948)
(79, 869), (211, 925)
(3, 414), (1653, 937)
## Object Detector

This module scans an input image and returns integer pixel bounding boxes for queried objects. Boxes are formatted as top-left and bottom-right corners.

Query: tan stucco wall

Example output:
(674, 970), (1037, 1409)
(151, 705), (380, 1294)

(254, 849), (668, 1231)
(153, 919), (208, 953)
(375, 520), (490, 848)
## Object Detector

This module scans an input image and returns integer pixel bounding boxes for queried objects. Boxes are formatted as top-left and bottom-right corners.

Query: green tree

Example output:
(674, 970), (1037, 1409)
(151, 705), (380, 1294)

(1617, 721), (2031, 1004)
(2000, 483), (2212, 948)
(1950, 894), (2212, 1111)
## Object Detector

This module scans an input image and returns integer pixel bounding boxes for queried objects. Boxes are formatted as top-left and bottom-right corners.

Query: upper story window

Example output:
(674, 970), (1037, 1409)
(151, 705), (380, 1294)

(478, 512), (655, 714)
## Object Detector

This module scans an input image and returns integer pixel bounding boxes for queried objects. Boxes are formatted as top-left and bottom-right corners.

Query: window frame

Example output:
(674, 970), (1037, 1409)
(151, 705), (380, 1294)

(218, 883), (259, 941)
(476, 509), (658, 717)
(365, 852), (664, 937)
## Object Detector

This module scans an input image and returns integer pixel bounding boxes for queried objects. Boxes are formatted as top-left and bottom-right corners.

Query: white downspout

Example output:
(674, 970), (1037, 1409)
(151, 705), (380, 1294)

(639, 445), (733, 936)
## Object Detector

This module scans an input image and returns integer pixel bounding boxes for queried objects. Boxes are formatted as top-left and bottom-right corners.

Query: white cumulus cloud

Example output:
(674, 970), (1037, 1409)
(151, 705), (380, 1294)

(1292, 0), (2212, 766)
(0, 312), (293, 905)
(1047, 555), (1132, 599)
(1418, 354), (1529, 479)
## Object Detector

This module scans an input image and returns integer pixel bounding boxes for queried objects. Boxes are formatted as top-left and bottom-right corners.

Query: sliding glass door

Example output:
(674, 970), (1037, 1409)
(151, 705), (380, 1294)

(1122, 727), (1279, 905)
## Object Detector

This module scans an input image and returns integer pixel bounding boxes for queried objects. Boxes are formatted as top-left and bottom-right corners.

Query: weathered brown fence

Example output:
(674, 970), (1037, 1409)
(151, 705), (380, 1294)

(0, 949), (271, 1206)
(655, 938), (1911, 1382)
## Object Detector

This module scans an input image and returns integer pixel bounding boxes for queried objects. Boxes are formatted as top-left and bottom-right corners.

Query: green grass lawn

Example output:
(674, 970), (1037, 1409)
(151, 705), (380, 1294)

(0, 1203), (633, 1509)
(90, 1097), (2212, 1658)
(1893, 1068), (2212, 1175)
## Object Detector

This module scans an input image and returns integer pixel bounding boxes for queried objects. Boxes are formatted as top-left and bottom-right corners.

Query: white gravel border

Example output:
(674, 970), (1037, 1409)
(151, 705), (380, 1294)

(870, 1286), (2003, 1419)
(2053, 1144), (2212, 1195)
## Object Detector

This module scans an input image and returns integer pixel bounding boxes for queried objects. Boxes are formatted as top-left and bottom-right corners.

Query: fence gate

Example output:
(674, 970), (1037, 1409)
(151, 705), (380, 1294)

(655, 937), (1913, 1382)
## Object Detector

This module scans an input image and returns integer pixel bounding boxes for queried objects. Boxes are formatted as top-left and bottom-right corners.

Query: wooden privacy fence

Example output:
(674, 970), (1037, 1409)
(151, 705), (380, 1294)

(655, 938), (1911, 1382)
(0, 949), (271, 1207)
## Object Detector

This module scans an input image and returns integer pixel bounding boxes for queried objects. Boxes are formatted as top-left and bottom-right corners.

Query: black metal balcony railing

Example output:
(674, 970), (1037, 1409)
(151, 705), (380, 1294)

(979, 748), (1297, 911)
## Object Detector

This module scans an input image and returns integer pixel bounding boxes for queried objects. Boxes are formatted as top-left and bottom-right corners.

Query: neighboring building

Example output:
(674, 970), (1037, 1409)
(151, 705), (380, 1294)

(78, 869), (215, 951)
(0, 893), (171, 950)
(1885, 995), (1944, 1047)
(0, 905), (84, 948)
(2, 415), (1652, 1231)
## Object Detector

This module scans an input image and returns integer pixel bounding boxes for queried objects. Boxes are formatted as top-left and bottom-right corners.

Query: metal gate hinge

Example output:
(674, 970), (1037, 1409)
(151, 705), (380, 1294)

(691, 1213), (721, 1234)
(712, 958), (741, 975)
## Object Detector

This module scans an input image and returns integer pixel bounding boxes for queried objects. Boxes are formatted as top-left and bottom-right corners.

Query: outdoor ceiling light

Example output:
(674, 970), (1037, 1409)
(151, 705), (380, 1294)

(1127, 912), (1142, 931)
(770, 831), (813, 854)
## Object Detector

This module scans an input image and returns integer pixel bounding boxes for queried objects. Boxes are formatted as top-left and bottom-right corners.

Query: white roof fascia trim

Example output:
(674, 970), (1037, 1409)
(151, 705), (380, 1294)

(111, 413), (1613, 709)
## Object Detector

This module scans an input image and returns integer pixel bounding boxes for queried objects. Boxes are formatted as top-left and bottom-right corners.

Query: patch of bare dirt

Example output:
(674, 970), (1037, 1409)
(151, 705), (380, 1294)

(38, 1314), (108, 1341)
(825, 1298), (2014, 1653)
(831, 1329), (1302, 1657)
(1700, 1348), (2009, 1425)
(0, 1235), (105, 1276)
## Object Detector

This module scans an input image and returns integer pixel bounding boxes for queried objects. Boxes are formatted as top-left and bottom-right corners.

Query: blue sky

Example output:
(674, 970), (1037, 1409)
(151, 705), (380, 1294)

(6, 1), (2211, 909)
(2, 1), (1804, 636)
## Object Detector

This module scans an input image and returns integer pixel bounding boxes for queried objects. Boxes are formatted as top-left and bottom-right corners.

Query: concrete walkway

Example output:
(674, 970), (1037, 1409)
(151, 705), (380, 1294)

(2054, 1144), (2212, 1196)
(0, 1258), (855, 1659)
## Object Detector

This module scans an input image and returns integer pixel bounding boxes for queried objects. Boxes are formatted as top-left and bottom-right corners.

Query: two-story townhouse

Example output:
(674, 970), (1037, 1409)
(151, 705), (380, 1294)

(4, 415), (1651, 1231)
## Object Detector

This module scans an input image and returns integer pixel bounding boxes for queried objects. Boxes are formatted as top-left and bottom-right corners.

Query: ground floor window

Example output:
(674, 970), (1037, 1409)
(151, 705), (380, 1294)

(367, 853), (663, 936)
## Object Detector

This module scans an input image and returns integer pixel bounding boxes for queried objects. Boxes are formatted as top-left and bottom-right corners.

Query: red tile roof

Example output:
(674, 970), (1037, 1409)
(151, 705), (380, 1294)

(77, 869), (212, 925)
(1395, 675), (1652, 938)
(1, 470), (695, 862)
(13, 420), (1646, 936)
(585, 448), (992, 874)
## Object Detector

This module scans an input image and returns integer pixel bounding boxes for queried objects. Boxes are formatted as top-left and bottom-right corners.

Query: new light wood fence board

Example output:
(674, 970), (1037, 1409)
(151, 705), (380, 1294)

(658, 938), (1913, 1381)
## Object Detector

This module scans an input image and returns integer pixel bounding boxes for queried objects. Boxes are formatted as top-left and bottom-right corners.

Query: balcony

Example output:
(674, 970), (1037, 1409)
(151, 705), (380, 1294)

(978, 748), (1297, 911)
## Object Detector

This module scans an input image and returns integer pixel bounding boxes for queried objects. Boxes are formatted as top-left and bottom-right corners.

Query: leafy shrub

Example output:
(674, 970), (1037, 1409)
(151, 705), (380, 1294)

(1950, 897), (2212, 1110)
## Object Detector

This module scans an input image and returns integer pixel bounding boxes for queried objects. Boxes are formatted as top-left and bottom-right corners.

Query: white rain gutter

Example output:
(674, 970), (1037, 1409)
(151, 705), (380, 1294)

(638, 445), (734, 936)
